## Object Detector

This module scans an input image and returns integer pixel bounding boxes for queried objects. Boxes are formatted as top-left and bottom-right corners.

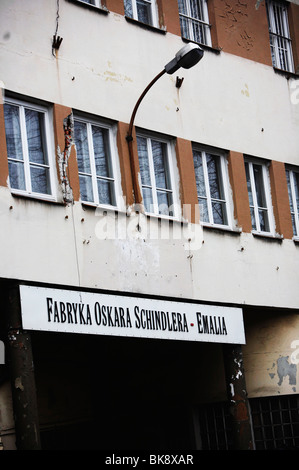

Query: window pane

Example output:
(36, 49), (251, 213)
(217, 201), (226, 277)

(258, 208), (270, 232)
(4, 104), (23, 161)
(206, 154), (224, 201)
(273, 4), (284, 36)
(31, 165), (50, 194)
(178, 0), (187, 15)
(199, 198), (209, 223)
(142, 186), (153, 213)
(270, 36), (277, 67)
(245, 162), (254, 207)
(152, 140), (169, 189)
(25, 109), (47, 165)
(157, 190), (173, 216)
(92, 126), (111, 178)
(191, 1), (206, 42)
(191, 0), (204, 20)
(74, 121), (91, 174)
(193, 150), (206, 198)
(124, 0), (133, 17)
(79, 174), (94, 202)
(294, 172), (299, 211)
(212, 201), (227, 225)
(250, 207), (257, 231)
(192, 21), (205, 44)
(285, 170), (294, 212)
(137, 136), (151, 186)
(179, 16), (189, 38)
(136, 0), (152, 24)
(267, 0), (293, 72)
(253, 164), (267, 208)
(8, 160), (25, 191)
(97, 178), (115, 206)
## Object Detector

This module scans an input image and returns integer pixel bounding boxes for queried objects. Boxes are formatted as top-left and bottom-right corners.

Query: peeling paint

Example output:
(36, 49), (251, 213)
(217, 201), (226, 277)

(99, 68), (133, 85)
(57, 113), (74, 204)
(277, 356), (297, 387)
(230, 382), (235, 399)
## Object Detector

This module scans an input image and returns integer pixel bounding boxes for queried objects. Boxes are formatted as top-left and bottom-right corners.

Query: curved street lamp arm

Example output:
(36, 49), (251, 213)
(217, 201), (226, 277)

(126, 69), (166, 206)
(126, 69), (166, 143)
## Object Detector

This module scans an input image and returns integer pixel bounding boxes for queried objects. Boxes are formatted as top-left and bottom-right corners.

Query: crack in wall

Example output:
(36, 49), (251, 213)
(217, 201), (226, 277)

(57, 113), (74, 204)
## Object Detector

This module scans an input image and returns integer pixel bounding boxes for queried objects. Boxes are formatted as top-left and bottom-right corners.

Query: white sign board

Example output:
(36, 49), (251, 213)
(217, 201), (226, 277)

(19, 285), (245, 344)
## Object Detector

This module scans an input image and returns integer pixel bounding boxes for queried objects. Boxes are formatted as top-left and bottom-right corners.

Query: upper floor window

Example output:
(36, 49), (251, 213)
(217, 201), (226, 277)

(3, 98), (55, 199)
(286, 167), (299, 238)
(245, 159), (275, 235)
(266, 0), (294, 73)
(178, 0), (211, 46)
(193, 148), (231, 227)
(137, 132), (178, 218)
(74, 116), (121, 208)
(124, 0), (158, 27)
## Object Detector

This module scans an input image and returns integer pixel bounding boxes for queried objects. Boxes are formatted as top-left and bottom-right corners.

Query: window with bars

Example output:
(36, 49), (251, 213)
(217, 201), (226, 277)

(195, 402), (233, 450)
(196, 395), (299, 450)
(266, 0), (294, 73)
(137, 133), (177, 218)
(74, 117), (120, 208)
(244, 159), (275, 235)
(193, 148), (230, 227)
(286, 167), (299, 238)
(178, 0), (211, 46)
(124, 0), (158, 27)
(250, 395), (299, 450)
(3, 98), (55, 199)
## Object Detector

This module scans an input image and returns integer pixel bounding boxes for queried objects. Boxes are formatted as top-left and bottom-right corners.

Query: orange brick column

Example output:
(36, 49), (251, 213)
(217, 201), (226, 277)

(228, 151), (252, 232)
(0, 102), (9, 188)
(105, 0), (124, 15)
(175, 138), (199, 224)
(53, 104), (80, 202)
(269, 160), (293, 239)
(117, 122), (141, 207)
(158, 0), (181, 35)
(211, 0), (272, 66)
(289, 3), (299, 74)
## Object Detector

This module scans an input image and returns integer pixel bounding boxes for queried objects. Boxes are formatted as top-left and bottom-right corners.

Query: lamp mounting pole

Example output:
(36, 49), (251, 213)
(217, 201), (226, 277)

(125, 43), (204, 207)
(126, 69), (166, 206)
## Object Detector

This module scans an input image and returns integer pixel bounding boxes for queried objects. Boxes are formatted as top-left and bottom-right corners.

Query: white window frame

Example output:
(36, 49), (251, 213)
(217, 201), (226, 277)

(4, 97), (56, 201)
(286, 167), (299, 239)
(73, 115), (122, 210)
(245, 159), (275, 235)
(178, 0), (212, 47)
(77, 0), (102, 7)
(124, 0), (159, 27)
(266, 0), (294, 73)
(193, 147), (232, 229)
(137, 131), (180, 219)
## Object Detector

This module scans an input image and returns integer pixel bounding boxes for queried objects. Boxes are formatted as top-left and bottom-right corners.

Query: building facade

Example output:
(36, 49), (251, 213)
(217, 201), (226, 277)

(0, 0), (299, 450)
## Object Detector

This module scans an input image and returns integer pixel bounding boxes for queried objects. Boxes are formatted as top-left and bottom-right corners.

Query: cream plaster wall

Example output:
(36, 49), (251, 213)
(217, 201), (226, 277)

(243, 312), (299, 398)
(1, 186), (299, 311)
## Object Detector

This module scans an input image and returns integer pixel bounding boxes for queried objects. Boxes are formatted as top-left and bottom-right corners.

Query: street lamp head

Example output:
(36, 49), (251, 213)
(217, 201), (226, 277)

(164, 43), (204, 75)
